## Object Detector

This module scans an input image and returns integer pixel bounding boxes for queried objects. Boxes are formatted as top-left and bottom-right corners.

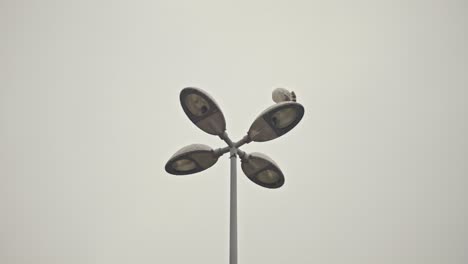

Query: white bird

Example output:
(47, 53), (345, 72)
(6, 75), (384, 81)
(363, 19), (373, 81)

(272, 88), (297, 103)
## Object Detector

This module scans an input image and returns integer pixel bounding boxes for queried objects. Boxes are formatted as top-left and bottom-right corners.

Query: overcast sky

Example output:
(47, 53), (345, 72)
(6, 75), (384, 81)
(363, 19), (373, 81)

(1, 0), (467, 263)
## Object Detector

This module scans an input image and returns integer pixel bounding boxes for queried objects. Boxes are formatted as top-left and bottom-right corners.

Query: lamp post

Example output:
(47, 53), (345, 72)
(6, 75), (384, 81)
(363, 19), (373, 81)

(165, 87), (304, 264)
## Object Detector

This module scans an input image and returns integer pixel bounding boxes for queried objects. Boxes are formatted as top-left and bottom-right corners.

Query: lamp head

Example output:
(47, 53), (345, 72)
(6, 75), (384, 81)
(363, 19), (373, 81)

(248, 101), (304, 142)
(165, 144), (219, 175)
(180, 87), (226, 136)
(241, 152), (285, 189)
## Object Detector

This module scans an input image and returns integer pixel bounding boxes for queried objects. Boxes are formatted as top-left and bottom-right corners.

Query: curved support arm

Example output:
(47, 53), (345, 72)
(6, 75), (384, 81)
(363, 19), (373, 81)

(216, 133), (252, 158)
(236, 149), (248, 160)
(214, 146), (231, 157)
(219, 131), (235, 148)
(233, 135), (252, 149)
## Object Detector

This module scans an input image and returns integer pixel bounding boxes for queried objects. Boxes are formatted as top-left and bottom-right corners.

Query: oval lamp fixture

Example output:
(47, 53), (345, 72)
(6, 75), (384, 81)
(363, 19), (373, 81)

(165, 144), (219, 175)
(241, 152), (285, 189)
(248, 101), (304, 142)
(180, 87), (226, 136)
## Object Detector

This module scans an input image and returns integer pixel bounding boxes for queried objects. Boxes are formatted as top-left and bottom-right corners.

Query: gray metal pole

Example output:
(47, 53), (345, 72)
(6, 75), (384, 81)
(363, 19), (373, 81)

(229, 148), (237, 264)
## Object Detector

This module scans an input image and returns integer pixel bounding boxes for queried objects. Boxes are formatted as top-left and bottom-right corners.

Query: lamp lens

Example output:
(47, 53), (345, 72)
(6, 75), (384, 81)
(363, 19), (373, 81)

(271, 107), (297, 129)
(256, 169), (280, 184)
(172, 159), (197, 171)
(185, 94), (210, 116)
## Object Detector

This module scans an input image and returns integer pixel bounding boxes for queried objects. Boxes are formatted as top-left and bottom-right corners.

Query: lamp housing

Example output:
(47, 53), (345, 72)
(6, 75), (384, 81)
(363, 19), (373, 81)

(241, 152), (285, 189)
(248, 102), (304, 142)
(165, 144), (219, 175)
(180, 87), (226, 136)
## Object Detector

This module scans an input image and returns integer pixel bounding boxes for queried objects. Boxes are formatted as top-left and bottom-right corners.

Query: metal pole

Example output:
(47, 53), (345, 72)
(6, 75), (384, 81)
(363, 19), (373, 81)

(229, 147), (237, 264)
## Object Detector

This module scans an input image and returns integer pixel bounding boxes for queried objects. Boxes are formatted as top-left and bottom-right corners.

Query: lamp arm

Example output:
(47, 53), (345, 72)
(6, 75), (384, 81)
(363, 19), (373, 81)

(219, 131), (235, 147)
(236, 149), (248, 160)
(214, 146), (230, 157)
(233, 135), (251, 148)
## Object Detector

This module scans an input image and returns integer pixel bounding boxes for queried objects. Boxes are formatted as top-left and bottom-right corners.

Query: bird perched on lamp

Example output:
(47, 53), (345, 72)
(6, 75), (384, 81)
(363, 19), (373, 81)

(272, 88), (296, 103)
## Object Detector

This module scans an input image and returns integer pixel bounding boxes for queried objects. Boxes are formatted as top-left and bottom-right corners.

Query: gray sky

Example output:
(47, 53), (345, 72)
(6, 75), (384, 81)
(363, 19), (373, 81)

(1, 0), (467, 263)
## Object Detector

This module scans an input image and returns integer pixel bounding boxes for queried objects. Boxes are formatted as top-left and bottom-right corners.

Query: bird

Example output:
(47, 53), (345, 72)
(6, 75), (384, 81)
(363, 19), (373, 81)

(272, 88), (297, 103)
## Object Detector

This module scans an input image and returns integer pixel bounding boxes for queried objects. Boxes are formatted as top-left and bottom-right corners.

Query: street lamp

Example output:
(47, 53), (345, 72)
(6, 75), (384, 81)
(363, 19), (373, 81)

(248, 101), (304, 142)
(179, 87), (226, 136)
(165, 87), (304, 264)
(239, 151), (285, 189)
(165, 144), (220, 175)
